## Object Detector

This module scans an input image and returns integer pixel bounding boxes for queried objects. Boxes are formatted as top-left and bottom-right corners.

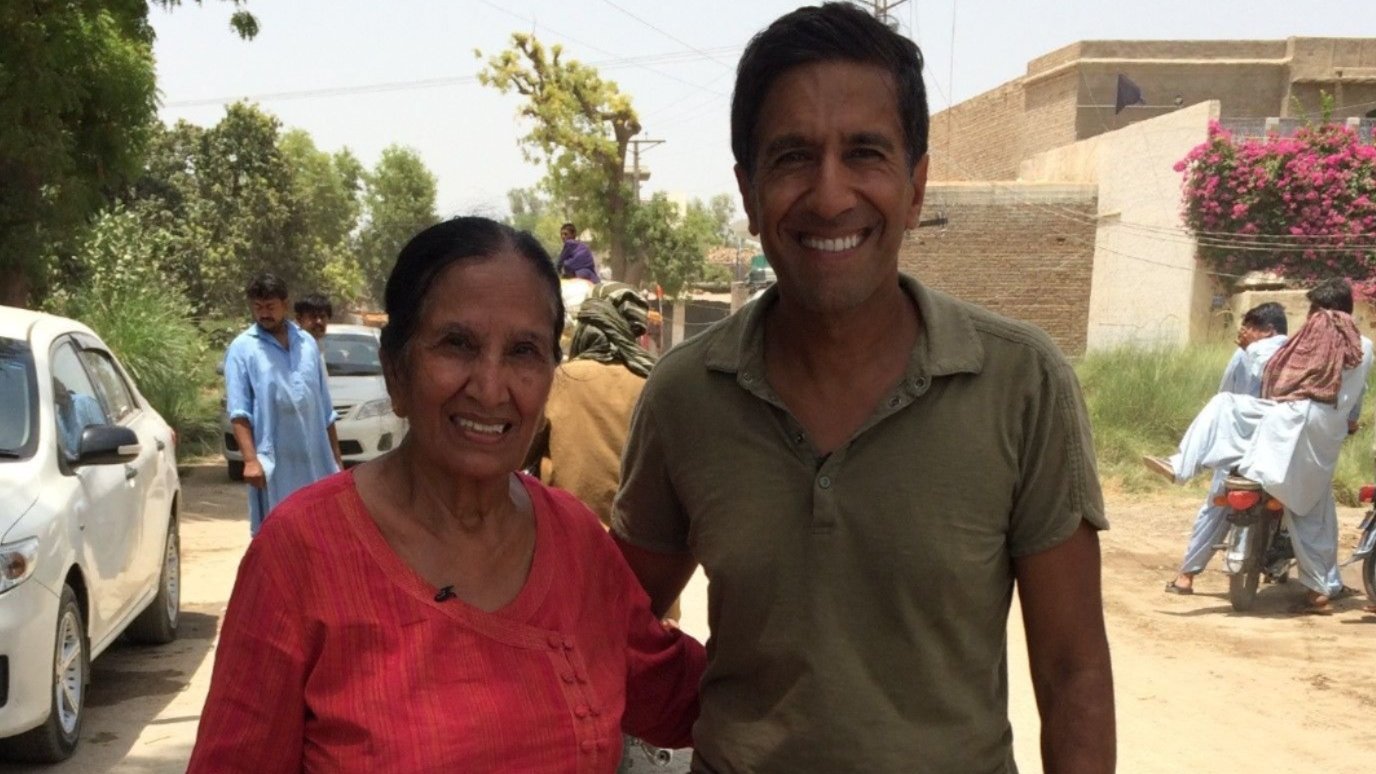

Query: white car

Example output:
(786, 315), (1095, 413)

(222, 323), (406, 477)
(0, 306), (181, 762)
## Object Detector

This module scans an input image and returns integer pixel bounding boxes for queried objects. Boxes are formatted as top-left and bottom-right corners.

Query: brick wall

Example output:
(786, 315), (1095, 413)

(900, 183), (1099, 355)
(928, 80), (1028, 181)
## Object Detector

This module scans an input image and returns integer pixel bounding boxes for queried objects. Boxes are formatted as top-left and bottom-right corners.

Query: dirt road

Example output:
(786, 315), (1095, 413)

(8, 466), (1372, 772)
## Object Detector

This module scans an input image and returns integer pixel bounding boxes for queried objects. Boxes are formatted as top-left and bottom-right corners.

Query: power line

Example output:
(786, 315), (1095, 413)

(164, 46), (740, 108)
(600, 0), (734, 70)
(472, 0), (729, 98)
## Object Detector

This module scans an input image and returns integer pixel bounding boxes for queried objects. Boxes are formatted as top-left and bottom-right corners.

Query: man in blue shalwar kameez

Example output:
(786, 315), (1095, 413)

(1165, 302), (1289, 594)
(224, 272), (342, 536)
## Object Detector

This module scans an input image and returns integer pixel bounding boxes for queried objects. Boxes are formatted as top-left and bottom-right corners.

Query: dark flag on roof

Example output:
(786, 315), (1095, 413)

(1115, 74), (1145, 114)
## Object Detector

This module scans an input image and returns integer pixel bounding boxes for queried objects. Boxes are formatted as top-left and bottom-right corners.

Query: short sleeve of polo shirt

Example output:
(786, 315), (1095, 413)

(611, 380), (691, 554)
(1008, 351), (1107, 557)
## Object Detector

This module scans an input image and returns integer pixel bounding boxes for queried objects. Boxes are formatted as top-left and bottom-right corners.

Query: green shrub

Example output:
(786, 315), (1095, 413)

(1076, 342), (1376, 504)
(45, 206), (221, 453)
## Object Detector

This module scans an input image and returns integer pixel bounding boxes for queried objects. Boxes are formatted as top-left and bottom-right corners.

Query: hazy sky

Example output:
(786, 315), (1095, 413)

(152, 0), (1376, 219)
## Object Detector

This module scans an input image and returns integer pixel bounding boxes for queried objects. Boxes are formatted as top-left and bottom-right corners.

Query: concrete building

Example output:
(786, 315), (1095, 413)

(908, 37), (1376, 355)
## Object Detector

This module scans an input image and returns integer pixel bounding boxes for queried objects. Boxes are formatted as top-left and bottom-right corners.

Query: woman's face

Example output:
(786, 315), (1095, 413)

(389, 252), (557, 483)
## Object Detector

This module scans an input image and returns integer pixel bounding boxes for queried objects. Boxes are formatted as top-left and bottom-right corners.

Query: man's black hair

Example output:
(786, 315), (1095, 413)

(731, 2), (929, 178)
(561, 222), (576, 233)
(294, 293), (333, 318)
(1306, 278), (1354, 314)
(1242, 301), (1288, 336)
(245, 272), (288, 301)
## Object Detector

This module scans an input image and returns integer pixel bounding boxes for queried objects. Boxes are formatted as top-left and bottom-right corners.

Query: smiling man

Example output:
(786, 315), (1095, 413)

(611, 4), (1115, 772)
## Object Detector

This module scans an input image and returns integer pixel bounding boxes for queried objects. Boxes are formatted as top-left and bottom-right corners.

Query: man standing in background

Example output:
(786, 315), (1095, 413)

(557, 222), (602, 283)
(224, 272), (342, 536)
(293, 292), (333, 342)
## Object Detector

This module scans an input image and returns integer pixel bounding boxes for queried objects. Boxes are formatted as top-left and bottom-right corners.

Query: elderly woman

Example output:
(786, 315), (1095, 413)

(188, 217), (704, 771)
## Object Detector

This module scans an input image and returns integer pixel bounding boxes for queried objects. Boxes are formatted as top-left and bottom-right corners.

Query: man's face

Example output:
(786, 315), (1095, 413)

(250, 297), (288, 333)
(735, 60), (926, 316)
(560, 227), (576, 243)
(1235, 323), (1269, 350)
(297, 310), (329, 341)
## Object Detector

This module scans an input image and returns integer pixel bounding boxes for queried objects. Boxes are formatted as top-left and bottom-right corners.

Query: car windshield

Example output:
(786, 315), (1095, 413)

(0, 337), (38, 460)
(322, 332), (383, 377)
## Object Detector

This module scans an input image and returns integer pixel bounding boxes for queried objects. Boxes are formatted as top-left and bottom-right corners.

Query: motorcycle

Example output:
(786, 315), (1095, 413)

(1217, 475), (1294, 611)
(1342, 484), (1376, 606)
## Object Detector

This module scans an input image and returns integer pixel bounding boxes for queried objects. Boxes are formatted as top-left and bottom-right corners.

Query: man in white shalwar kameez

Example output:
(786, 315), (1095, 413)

(1158, 280), (1369, 610)
(1166, 302), (1289, 594)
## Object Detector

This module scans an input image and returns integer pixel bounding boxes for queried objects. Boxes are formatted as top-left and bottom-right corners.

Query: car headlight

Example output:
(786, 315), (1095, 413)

(0, 537), (40, 594)
(354, 398), (393, 420)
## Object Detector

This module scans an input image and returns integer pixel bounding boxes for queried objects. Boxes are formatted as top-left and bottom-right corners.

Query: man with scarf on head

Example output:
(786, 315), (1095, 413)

(528, 282), (657, 526)
(525, 282), (686, 772)
(1145, 278), (1373, 613)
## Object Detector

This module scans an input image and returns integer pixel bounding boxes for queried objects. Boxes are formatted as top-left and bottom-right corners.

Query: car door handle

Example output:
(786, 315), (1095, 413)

(125, 465), (138, 480)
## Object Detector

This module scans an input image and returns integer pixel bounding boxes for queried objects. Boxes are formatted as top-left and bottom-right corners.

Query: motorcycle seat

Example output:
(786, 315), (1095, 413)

(1225, 475), (1263, 491)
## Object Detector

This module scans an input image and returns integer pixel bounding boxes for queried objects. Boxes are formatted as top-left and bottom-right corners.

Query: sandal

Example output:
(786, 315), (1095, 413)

(1163, 580), (1194, 595)
(1290, 597), (1334, 615)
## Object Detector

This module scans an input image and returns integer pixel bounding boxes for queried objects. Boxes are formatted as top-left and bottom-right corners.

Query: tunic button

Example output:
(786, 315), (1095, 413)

(548, 635), (562, 649)
(575, 705), (590, 718)
(818, 476), (832, 489)
(581, 740), (595, 753)
(888, 396), (901, 408)
(562, 673), (576, 684)
(914, 376), (929, 390)
(563, 637), (575, 650)
(742, 372), (755, 383)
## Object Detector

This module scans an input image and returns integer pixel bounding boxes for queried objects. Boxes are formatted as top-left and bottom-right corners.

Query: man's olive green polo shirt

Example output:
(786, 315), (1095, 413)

(612, 275), (1107, 773)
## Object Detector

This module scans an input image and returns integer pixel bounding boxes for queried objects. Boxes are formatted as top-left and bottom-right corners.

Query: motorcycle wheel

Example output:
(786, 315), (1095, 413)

(1228, 519), (1271, 612)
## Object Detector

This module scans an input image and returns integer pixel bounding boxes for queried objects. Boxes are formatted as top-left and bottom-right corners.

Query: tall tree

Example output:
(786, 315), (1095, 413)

(355, 146), (440, 305)
(0, 0), (256, 307)
(477, 34), (641, 280)
(280, 130), (365, 306)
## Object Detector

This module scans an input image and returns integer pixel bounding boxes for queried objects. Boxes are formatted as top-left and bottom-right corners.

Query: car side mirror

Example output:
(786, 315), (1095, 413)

(76, 425), (140, 466)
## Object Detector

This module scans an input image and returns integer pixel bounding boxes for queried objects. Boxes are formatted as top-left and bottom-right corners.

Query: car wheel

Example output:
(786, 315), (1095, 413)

(128, 517), (180, 645)
(227, 459), (244, 481)
(3, 585), (88, 762)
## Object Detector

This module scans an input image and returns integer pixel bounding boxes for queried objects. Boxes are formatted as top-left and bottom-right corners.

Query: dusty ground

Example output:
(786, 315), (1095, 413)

(8, 465), (1373, 771)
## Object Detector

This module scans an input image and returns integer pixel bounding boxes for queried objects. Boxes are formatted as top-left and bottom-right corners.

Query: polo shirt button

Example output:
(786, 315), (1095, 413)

(575, 705), (590, 718)
(888, 396), (901, 408)
(563, 638), (575, 650)
(547, 635), (562, 649)
(914, 376), (929, 389)
(562, 672), (576, 684)
(742, 372), (755, 382)
(581, 740), (595, 753)
(818, 476), (832, 489)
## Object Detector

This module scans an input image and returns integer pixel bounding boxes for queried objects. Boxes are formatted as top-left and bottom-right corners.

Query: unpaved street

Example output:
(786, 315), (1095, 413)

(7, 466), (1373, 772)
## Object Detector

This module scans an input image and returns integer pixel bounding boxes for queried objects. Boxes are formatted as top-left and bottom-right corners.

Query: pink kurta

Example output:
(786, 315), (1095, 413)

(189, 470), (703, 773)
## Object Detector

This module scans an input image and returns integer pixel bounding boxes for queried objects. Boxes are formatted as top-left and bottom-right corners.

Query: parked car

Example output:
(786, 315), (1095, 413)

(222, 324), (406, 478)
(0, 306), (181, 763)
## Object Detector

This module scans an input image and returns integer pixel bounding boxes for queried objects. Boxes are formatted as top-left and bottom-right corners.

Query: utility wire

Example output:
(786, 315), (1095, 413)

(600, 0), (735, 70)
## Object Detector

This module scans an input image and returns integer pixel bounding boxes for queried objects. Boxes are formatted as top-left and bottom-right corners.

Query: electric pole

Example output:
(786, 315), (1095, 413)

(627, 138), (665, 202)
(865, 0), (909, 27)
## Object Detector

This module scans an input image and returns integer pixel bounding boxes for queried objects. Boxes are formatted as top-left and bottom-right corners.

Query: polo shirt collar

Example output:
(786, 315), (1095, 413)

(704, 274), (985, 383)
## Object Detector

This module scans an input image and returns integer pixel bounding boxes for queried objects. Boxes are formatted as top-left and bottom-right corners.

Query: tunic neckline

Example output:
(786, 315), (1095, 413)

(335, 468), (558, 649)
